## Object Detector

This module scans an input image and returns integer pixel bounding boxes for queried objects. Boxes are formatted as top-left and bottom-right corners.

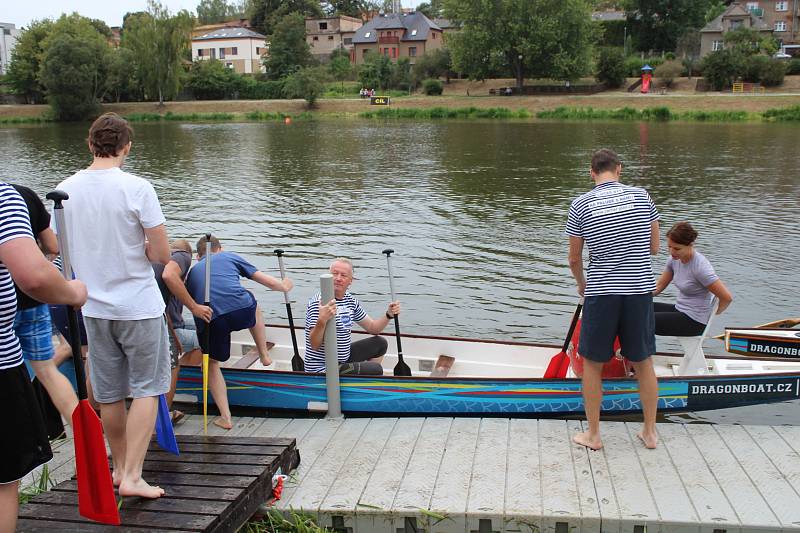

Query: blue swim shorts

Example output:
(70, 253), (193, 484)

(14, 304), (55, 362)
(578, 293), (656, 363)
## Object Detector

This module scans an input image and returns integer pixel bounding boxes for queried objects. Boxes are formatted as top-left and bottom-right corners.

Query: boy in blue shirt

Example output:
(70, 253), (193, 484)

(185, 235), (292, 429)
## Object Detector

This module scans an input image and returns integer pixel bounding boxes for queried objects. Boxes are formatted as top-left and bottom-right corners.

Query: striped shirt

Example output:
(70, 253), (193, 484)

(0, 183), (34, 370)
(304, 291), (367, 373)
(566, 181), (659, 296)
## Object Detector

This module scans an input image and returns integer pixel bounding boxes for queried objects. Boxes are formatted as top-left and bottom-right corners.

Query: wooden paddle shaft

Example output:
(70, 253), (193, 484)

(275, 249), (302, 369)
(320, 274), (341, 418)
(204, 233), (212, 345)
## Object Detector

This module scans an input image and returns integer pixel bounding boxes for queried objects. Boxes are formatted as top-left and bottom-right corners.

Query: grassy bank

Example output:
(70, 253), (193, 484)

(536, 106), (752, 122)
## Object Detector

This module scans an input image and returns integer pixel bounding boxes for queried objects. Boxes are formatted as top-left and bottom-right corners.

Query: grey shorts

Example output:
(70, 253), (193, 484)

(169, 324), (200, 368)
(85, 316), (171, 403)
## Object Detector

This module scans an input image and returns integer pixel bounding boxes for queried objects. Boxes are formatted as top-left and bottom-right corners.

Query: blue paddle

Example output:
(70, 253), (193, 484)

(155, 393), (179, 455)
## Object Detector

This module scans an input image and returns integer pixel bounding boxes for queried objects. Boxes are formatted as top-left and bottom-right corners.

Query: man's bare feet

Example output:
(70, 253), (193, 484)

(573, 431), (603, 451)
(118, 478), (165, 499)
(213, 416), (233, 430)
(637, 430), (658, 449)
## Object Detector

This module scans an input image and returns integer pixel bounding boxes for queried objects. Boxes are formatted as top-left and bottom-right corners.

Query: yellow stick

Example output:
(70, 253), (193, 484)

(202, 353), (209, 434)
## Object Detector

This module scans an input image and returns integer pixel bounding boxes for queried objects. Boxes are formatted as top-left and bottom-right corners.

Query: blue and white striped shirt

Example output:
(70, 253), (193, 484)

(566, 181), (659, 296)
(0, 183), (34, 370)
(304, 291), (367, 373)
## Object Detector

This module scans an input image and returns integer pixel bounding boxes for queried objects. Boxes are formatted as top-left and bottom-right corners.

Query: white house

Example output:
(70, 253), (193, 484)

(0, 22), (21, 75)
(191, 27), (267, 74)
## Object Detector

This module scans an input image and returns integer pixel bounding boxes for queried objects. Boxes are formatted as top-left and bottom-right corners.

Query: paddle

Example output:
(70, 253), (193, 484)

(713, 317), (800, 340)
(202, 233), (212, 435)
(155, 394), (179, 454)
(382, 249), (411, 377)
(275, 249), (303, 371)
(543, 299), (583, 379)
(47, 190), (120, 525)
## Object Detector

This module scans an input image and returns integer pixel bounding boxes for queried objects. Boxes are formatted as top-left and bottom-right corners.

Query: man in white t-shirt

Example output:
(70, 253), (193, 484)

(566, 149), (661, 451)
(56, 113), (171, 499)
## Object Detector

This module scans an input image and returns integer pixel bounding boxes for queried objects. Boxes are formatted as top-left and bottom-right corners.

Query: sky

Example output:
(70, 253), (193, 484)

(3, 0), (425, 29)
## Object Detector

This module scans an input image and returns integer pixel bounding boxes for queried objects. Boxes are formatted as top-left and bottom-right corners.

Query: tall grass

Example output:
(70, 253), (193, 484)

(18, 464), (53, 504)
(537, 106), (756, 122)
(0, 116), (50, 124)
(245, 111), (313, 121)
(762, 105), (800, 121)
(244, 509), (330, 533)
(124, 112), (235, 122)
(359, 107), (531, 119)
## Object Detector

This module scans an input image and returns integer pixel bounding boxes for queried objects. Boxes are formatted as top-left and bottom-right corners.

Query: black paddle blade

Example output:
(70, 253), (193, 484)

(393, 358), (412, 377)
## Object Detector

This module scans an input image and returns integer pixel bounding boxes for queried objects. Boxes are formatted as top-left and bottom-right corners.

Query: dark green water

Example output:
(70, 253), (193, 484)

(2, 119), (799, 424)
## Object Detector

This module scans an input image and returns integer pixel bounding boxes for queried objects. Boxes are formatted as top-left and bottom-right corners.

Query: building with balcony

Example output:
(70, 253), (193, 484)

(0, 22), (21, 75)
(351, 11), (443, 65)
(700, 2), (773, 57)
(738, 0), (800, 53)
(191, 27), (267, 74)
(306, 15), (362, 62)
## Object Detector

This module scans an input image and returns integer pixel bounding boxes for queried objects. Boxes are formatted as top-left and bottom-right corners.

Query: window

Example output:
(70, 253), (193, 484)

(746, 1), (759, 8)
(730, 19), (744, 29)
(232, 47), (237, 55)
(210, 48), (216, 59)
(344, 37), (352, 45)
(226, 62), (233, 69)
(432, 32), (437, 39)
(712, 40), (725, 51)
(319, 22), (328, 30)
(313, 36), (319, 41)
(409, 46), (417, 57)
(776, 1), (788, 11)
(365, 32), (371, 38)
(383, 47), (389, 56)
(328, 35), (334, 40)
(411, 29), (417, 36)
(363, 49), (369, 57)
(219, 47), (225, 59)
(197, 48), (204, 57)
(775, 21), (787, 31)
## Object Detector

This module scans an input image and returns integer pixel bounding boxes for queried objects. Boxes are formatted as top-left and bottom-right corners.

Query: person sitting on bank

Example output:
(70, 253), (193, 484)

(152, 239), (205, 424)
(304, 258), (400, 375)
(184, 235), (292, 430)
(654, 221), (733, 336)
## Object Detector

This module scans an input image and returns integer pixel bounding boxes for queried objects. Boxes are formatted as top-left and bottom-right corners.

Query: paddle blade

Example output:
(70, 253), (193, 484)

(71, 400), (120, 525)
(202, 353), (209, 434)
(155, 394), (179, 455)
(393, 358), (412, 377)
(543, 352), (567, 379)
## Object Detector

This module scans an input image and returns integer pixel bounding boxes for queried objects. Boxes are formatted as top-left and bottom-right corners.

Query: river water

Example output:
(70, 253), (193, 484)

(1, 119), (798, 424)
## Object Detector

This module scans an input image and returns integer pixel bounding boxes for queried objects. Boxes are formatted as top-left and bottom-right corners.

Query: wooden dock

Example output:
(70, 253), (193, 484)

(17, 429), (299, 532)
(18, 415), (800, 532)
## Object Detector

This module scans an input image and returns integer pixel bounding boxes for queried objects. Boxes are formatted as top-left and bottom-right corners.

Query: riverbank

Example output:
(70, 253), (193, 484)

(2, 93), (800, 123)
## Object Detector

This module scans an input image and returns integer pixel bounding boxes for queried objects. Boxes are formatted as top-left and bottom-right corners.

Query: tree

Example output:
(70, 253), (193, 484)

(323, 0), (377, 18)
(357, 53), (392, 90)
(654, 59), (681, 87)
(5, 19), (54, 104)
(624, 0), (716, 53)
(704, 1), (727, 24)
(39, 14), (112, 120)
(197, 0), (236, 24)
(106, 47), (140, 102)
(263, 12), (313, 80)
(122, 1), (193, 104)
(417, 0), (444, 19)
(444, 0), (595, 88)
(595, 47), (626, 87)
(724, 27), (778, 57)
(186, 59), (240, 99)
(247, 0), (324, 37)
(701, 49), (742, 90)
(328, 48), (352, 93)
(283, 66), (326, 106)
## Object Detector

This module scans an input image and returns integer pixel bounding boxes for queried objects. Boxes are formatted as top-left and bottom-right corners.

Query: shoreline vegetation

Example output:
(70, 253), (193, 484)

(2, 98), (800, 124)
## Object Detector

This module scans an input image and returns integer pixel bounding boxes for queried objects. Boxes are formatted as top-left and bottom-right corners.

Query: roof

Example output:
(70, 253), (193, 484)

(591, 10), (626, 22)
(701, 4), (771, 33)
(193, 27), (266, 41)
(352, 11), (441, 44)
(433, 17), (456, 30)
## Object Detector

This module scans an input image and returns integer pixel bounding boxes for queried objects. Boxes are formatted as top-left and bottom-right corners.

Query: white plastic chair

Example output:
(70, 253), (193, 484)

(676, 297), (719, 376)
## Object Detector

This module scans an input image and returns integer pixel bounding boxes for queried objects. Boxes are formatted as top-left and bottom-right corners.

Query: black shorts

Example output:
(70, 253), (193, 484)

(196, 295), (257, 363)
(579, 293), (656, 363)
(0, 364), (53, 483)
(50, 304), (88, 346)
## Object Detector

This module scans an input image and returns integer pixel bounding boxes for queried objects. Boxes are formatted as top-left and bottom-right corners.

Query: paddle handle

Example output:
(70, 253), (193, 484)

(48, 191), (89, 401)
(275, 249), (302, 370)
(561, 299), (584, 353)
(204, 233), (212, 348)
(382, 249), (404, 358)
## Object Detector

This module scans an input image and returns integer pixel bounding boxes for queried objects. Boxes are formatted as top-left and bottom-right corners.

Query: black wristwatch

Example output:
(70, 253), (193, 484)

(385, 311), (393, 319)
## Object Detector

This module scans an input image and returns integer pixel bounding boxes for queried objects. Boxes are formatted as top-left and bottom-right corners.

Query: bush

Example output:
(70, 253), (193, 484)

(624, 56), (664, 78)
(787, 58), (800, 75)
(236, 76), (285, 99)
(763, 105), (800, 121)
(186, 59), (239, 100)
(701, 50), (743, 91)
(283, 66), (327, 107)
(664, 52), (676, 61)
(595, 47), (626, 88)
(422, 78), (443, 95)
(759, 59), (786, 86)
(654, 60), (682, 88)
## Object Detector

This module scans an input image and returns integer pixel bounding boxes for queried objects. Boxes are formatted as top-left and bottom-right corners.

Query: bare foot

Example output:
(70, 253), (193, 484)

(118, 478), (165, 499)
(112, 472), (122, 487)
(213, 416), (233, 430)
(573, 431), (603, 451)
(637, 430), (658, 449)
(259, 352), (273, 366)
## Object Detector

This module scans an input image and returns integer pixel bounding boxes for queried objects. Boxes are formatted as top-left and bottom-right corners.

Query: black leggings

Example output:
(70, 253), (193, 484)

(339, 336), (388, 376)
(654, 302), (705, 337)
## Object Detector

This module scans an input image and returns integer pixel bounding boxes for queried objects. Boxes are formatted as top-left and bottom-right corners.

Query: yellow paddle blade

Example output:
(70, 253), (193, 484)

(202, 353), (209, 435)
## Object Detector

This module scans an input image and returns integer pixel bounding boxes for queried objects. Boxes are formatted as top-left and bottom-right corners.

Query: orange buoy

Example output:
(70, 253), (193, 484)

(284, 117), (292, 125)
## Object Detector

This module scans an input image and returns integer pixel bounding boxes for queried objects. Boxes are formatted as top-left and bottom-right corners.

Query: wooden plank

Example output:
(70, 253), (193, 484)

(285, 418), (371, 513)
(53, 479), (243, 502)
(173, 414), (207, 436)
(33, 489), (230, 515)
(141, 460), (265, 477)
(354, 417), (425, 533)
(317, 418), (398, 532)
(146, 451), (272, 466)
(430, 355), (455, 377)
(15, 519), (195, 533)
(427, 418), (480, 533)
(505, 419), (544, 533)
(465, 418), (508, 533)
(657, 424), (740, 530)
(717, 424), (800, 528)
(765, 425), (800, 496)
(624, 423), (698, 533)
(567, 420), (603, 532)
(205, 415), (244, 436)
(141, 471), (256, 488)
(276, 417), (320, 442)
(174, 434), (295, 447)
(18, 503), (216, 530)
(538, 419), (583, 531)
(390, 417), (452, 532)
(685, 424), (779, 528)
(248, 417), (293, 438)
